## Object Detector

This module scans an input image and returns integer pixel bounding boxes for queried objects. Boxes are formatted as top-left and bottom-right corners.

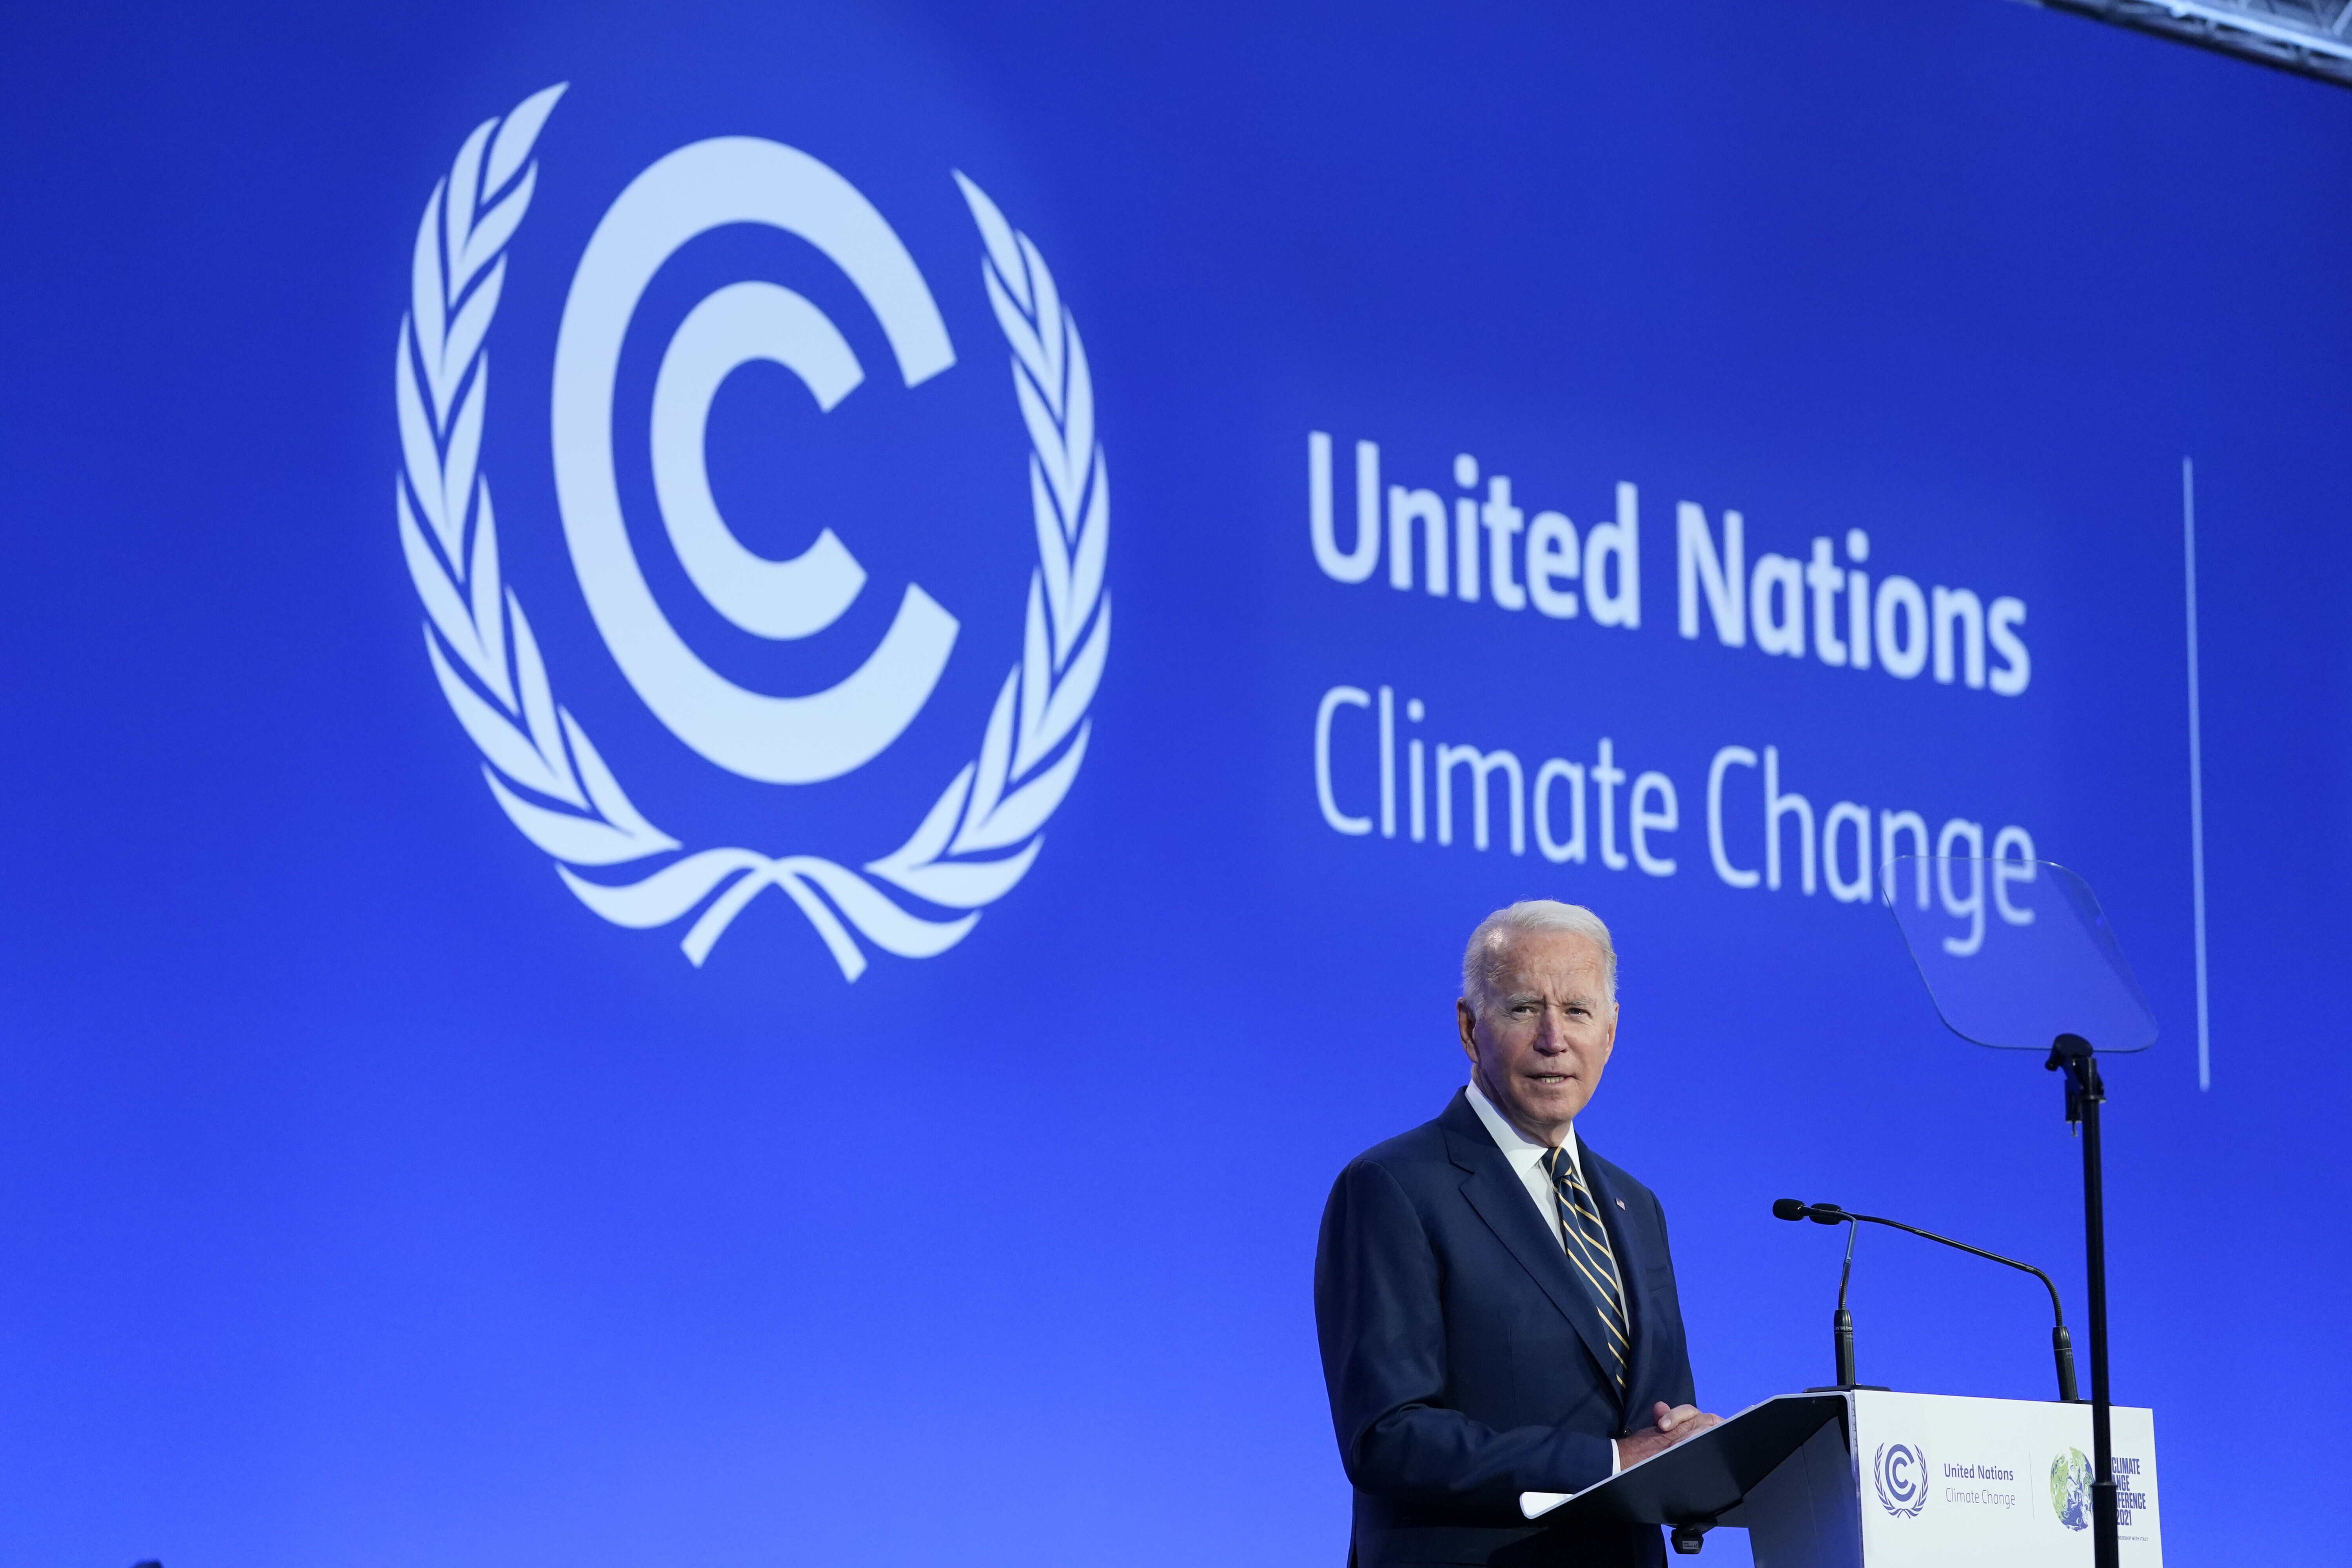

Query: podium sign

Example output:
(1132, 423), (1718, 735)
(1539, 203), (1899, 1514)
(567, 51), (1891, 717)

(1851, 1391), (2160, 1566)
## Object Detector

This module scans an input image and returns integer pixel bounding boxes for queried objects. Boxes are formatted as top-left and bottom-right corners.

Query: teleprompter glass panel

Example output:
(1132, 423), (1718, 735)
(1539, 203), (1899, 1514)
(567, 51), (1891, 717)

(1884, 857), (2157, 1053)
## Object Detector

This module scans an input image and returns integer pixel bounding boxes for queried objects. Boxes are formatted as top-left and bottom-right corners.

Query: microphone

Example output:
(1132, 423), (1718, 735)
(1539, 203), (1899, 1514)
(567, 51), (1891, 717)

(1773, 1199), (2080, 1402)
(1773, 1199), (1866, 1386)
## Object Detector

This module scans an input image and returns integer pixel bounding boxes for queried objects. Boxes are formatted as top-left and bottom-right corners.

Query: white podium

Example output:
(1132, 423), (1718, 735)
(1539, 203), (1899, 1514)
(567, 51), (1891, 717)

(1520, 1390), (2161, 1566)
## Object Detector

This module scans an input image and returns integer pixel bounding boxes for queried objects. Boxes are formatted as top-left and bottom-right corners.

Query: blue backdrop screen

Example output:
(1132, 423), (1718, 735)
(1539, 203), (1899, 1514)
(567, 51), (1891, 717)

(1, 2), (2347, 1564)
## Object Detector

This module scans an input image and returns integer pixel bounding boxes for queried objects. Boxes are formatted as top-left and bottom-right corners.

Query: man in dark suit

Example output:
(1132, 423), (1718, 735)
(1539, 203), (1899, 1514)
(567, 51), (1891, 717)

(1315, 901), (1720, 1567)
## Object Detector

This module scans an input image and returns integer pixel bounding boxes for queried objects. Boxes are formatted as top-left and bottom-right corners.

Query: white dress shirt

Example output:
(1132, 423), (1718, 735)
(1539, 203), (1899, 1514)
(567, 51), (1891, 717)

(1465, 1079), (1628, 1475)
(1465, 1078), (1585, 1246)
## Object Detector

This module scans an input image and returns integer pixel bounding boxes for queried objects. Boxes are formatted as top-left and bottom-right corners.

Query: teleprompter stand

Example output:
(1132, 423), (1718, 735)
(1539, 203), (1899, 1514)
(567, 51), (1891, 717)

(2048, 1031), (2118, 1568)
(1884, 856), (2160, 1568)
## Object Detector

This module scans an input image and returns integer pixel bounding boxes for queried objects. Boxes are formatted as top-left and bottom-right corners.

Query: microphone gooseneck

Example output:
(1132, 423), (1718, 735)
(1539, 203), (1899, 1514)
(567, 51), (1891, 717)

(1775, 1197), (1862, 1388)
(1770, 1198), (2079, 1403)
(1833, 1214), (1859, 1388)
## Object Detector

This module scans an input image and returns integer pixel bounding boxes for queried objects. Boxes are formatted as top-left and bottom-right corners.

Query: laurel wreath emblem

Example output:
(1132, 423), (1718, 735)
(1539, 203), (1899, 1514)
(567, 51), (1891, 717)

(395, 85), (1109, 978)
(1872, 1443), (1928, 1519)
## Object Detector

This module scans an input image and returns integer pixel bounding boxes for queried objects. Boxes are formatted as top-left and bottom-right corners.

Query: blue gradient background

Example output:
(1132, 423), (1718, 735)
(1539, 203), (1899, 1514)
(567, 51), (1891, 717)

(0, 2), (2345, 1564)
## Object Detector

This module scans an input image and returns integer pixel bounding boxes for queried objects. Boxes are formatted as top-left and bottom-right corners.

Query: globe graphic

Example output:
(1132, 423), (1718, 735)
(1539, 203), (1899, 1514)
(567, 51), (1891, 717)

(2049, 1448), (2093, 1531)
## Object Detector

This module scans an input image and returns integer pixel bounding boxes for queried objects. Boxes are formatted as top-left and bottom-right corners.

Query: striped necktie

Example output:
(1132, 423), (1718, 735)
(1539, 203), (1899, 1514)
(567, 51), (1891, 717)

(1542, 1145), (1629, 1398)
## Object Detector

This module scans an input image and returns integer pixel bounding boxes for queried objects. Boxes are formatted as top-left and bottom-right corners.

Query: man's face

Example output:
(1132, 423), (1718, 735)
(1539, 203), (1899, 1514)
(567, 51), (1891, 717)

(1456, 929), (1619, 1144)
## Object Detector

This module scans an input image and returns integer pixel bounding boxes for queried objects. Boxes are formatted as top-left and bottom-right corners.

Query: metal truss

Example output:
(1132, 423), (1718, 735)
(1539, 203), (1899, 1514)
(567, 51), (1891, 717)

(2024, 0), (2352, 87)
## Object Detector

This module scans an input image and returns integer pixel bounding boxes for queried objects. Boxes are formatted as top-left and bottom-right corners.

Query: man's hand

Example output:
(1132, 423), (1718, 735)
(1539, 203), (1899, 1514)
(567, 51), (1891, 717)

(1617, 1401), (1723, 1468)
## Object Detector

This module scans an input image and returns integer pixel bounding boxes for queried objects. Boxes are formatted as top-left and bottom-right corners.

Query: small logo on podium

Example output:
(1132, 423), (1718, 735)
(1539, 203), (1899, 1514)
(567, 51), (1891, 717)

(1873, 1442), (1928, 1518)
(2049, 1448), (2093, 1531)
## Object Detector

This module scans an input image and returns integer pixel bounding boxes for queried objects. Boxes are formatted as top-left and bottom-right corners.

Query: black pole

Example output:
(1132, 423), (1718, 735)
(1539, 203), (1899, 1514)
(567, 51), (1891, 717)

(2048, 1032), (2117, 1568)
(2081, 1062), (2118, 1568)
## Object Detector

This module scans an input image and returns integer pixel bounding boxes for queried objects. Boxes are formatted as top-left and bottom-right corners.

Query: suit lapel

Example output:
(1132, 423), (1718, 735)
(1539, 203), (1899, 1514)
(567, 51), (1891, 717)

(1438, 1094), (1623, 1403)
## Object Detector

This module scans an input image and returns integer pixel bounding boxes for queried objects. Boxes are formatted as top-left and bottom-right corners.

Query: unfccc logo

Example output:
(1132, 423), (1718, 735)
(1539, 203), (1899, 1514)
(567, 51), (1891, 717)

(1873, 1442), (1928, 1519)
(393, 86), (1110, 977)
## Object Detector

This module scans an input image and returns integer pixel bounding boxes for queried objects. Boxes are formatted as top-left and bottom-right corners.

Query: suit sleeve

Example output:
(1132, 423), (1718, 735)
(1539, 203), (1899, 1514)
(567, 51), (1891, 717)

(1650, 1193), (1698, 1411)
(1315, 1158), (1615, 1512)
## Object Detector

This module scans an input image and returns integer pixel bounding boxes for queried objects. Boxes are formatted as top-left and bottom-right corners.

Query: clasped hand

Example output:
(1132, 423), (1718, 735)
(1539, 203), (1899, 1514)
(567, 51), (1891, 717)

(1617, 1401), (1722, 1467)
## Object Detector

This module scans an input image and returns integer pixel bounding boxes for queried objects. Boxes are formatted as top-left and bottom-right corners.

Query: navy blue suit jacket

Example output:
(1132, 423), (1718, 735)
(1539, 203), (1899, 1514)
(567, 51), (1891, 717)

(1314, 1091), (1696, 1567)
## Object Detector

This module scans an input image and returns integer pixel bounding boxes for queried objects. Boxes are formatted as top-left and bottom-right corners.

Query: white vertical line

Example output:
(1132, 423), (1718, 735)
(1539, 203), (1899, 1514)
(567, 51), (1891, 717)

(2183, 458), (2211, 1091)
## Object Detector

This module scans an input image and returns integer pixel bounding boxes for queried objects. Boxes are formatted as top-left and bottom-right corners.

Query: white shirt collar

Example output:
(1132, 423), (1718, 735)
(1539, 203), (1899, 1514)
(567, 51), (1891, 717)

(1465, 1078), (1579, 1180)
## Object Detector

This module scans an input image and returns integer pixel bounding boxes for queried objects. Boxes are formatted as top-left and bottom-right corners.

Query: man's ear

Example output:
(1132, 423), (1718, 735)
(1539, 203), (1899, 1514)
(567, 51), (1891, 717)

(1456, 998), (1480, 1063)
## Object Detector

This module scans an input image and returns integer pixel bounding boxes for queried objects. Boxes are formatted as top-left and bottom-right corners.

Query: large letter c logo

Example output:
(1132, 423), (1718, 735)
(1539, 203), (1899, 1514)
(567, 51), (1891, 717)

(552, 136), (959, 785)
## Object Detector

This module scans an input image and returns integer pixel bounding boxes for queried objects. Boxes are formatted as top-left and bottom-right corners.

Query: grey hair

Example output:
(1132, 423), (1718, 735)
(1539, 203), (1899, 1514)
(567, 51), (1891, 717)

(1461, 900), (1619, 1012)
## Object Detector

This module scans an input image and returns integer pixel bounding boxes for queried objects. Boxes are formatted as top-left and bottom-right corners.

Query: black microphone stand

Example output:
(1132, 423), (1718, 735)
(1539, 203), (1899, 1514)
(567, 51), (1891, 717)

(1832, 1214), (1858, 1389)
(2047, 1031), (2118, 1568)
(1788, 1202), (2080, 1403)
